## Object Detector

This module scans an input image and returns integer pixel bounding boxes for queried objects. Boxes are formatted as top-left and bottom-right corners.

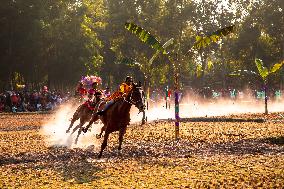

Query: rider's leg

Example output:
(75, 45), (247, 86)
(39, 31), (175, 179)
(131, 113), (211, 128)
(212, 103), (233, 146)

(97, 100), (114, 115)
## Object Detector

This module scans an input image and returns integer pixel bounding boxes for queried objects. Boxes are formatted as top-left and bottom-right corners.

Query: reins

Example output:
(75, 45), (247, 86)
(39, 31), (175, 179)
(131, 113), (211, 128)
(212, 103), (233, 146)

(123, 87), (144, 113)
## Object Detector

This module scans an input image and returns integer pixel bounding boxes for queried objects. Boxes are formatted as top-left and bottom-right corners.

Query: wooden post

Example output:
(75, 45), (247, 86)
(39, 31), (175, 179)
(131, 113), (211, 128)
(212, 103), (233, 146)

(174, 71), (180, 140)
(142, 74), (147, 125)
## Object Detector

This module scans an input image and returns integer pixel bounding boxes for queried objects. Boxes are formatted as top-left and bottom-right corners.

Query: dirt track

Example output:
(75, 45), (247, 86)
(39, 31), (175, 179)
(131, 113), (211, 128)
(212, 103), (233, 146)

(0, 112), (284, 188)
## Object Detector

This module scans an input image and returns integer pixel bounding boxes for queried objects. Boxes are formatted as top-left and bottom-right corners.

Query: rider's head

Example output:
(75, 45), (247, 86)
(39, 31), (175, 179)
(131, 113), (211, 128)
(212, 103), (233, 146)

(92, 82), (98, 89)
(125, 76), (133, 85)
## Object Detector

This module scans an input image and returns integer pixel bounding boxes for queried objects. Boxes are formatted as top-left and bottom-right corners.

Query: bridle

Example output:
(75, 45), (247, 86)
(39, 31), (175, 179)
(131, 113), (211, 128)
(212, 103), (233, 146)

(123, 87), (144, 112)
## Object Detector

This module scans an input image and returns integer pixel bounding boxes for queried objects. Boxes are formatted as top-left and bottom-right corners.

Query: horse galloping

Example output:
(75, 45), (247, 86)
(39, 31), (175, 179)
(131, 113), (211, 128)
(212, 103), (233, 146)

(83, 83), (145, 158)
(66, 94), (101, 144)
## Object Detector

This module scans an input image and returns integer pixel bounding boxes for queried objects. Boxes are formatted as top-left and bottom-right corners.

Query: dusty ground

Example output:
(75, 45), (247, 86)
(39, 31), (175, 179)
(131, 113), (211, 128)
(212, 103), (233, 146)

(0, 112), (284, 188)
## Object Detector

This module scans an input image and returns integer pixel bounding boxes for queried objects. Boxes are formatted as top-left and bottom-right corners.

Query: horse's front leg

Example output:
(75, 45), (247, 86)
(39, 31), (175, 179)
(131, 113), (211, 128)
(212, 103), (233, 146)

(83, 113), (98, 133)
(98, 131), (110, 159)
(118, 127), (126, 151)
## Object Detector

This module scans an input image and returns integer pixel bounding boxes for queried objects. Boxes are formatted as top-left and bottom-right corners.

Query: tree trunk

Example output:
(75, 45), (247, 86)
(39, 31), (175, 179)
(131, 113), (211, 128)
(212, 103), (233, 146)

(264, 84), (268, 114)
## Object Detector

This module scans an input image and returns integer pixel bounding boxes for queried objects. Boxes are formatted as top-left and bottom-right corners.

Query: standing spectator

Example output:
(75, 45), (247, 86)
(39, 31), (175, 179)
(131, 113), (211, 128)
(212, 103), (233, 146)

(0, 93), (5, 112)
(11, 92), (19, 112)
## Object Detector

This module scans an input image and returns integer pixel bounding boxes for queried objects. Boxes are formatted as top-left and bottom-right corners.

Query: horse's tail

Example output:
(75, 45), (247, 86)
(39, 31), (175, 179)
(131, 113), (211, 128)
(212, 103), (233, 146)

(73, 104), (85, 118)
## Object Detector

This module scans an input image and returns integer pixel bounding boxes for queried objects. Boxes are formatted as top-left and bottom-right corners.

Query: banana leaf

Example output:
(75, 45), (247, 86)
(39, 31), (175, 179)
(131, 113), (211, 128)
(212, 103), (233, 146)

(125, 22), (167, 54)
(269, 60), (284, 74)
(255, 58), (269, 81)
(149, 38), (174, 66)
(193, 25), (235, 49)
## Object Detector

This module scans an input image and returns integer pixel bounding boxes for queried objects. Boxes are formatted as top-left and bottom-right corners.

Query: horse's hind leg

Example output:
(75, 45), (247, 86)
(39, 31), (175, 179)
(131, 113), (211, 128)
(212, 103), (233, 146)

(75, 127), (82, 145)
(72, 121), (84, 144)
(98, 131), (110, 159)
(118, 127), (126, 151)
(96, 125), (106, 139)
(66, 109), (80, 133)
(66, 117), (77, 133)
(71, 120), (84, 134)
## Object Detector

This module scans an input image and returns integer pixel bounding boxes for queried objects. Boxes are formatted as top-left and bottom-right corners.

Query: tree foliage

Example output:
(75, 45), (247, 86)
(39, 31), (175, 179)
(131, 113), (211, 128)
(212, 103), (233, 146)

(0, 0), (283, 92)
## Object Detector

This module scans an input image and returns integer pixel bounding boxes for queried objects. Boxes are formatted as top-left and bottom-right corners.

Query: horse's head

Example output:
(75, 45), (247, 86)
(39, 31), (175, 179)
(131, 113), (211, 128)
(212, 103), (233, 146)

(127, 82), (145, 112)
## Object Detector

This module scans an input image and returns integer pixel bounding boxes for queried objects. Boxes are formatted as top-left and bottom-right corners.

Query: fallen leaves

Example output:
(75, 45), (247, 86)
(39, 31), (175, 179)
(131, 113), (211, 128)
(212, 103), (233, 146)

(0, 112), (284, 188)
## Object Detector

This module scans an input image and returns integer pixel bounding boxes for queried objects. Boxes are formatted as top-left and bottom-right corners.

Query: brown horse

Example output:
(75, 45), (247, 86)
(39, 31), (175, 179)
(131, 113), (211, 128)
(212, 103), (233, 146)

(83, 83), (145, 158)
(66, 95), (101, 144)
(82, 100), (106, 138)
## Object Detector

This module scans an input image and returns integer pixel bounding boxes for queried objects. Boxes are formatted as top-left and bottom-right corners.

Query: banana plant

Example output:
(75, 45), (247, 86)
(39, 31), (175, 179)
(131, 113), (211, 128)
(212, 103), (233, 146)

(124, 22), (179, 136)
(125, 22), (235, 138)
(255, 58), (284, 114)
(188, 25), (236, 86)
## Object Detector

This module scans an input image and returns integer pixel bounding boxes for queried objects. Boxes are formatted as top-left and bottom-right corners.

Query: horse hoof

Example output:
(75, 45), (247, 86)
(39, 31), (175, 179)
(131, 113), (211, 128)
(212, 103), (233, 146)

(82, 128), (87, 133)
(96, 134), (101, 139)
(98, 154), (102, 159)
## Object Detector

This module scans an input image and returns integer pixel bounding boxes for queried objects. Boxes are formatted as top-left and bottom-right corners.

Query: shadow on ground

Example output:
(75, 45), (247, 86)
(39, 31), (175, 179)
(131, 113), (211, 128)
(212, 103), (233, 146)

(263, 136), (284, 146)
(0, 146), (102, 184)
(91, 136), (284, 160)
(1, 136), (284, 181)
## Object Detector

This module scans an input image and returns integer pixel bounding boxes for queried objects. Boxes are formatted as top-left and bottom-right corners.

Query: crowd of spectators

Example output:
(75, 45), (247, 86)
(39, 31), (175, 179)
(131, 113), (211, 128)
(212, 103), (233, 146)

(1, 84), (282, 113)
(0, 86), (71, 113)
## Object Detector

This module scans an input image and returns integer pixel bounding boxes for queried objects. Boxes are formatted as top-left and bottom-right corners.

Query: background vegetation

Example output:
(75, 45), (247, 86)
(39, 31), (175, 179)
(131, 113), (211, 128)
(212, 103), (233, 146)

(0, 0), (283, 92)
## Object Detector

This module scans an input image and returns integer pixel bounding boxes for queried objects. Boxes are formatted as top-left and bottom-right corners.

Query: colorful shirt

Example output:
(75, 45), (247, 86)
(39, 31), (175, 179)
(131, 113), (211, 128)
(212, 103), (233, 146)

(107, 83), (133, 101)
(88, 88), (96, 95)
(77, 87), (87, 96)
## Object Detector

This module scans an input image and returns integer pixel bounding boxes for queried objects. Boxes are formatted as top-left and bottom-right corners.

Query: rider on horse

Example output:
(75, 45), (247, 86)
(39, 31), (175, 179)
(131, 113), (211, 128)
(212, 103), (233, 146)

(75, 82), (87, 101)
(84, 82), (103, 110)
(97, 76), (133, 115)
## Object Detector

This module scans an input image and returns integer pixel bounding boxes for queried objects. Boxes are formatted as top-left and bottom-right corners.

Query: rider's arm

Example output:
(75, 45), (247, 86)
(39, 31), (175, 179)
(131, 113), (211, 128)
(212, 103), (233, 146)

(119, 83), (126, 93)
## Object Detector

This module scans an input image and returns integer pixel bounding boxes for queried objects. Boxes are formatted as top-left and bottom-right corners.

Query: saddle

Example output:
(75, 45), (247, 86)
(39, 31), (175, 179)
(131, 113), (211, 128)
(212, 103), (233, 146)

(83, 100), (96, 111)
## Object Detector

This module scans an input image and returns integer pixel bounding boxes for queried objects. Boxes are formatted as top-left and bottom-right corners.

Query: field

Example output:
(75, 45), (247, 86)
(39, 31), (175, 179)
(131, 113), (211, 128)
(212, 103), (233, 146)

(1, 112), (284, 188)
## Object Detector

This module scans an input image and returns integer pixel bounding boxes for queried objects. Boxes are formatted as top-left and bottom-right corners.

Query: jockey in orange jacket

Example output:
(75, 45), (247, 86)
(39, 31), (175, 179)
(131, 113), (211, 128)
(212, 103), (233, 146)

(97, 76), (133, 115)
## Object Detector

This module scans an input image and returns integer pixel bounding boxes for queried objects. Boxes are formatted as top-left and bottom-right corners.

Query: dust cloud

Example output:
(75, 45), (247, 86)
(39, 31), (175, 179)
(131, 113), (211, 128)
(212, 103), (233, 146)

(41, 102), (101, 149)
(41, 92), (284, 149)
